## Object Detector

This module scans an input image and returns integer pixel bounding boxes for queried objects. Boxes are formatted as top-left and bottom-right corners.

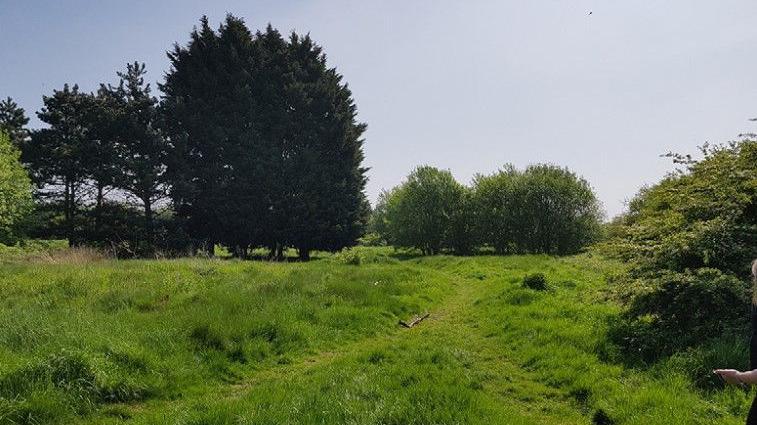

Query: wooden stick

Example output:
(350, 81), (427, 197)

(399, 312), (430, 328)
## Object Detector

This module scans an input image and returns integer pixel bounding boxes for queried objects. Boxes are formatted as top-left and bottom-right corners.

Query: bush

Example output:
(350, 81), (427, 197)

(603, 139), (757, 365)
(373, 166), (473, 255)
(331, 246), (397, 265)
(607, 269), (749, 364)
(473, 164), (603, 255)
(608, 140), (757, 275)
(0, 131), (32, 243)
(522, 273), (550, 291)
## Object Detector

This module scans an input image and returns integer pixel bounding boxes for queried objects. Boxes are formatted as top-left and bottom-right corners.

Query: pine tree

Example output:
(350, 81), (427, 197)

(104, 62), (167, 249)
(0, 97), (30, 148)
(25, 84), (121, 245)
(27, 85), (94, 245)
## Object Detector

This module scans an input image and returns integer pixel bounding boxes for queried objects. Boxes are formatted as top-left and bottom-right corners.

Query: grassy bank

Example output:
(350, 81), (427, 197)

(0, 248), (751, 424)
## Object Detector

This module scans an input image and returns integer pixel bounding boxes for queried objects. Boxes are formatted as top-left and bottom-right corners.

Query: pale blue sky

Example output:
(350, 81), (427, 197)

(2, 0), (756, 217)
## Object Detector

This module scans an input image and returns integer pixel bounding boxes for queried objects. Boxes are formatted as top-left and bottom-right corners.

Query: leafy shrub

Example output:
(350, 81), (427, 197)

(602, 139), (756, 365)
(607, 269), (749, 364)
(473, 164), (603, 255)
(0, 131), (32, 244)
(607, 140), (756, 275)
(522, 273), (549, 291)
(357, 232), (385, 247)
(373, 166), (473, 255)
(331, 246), (398, 265)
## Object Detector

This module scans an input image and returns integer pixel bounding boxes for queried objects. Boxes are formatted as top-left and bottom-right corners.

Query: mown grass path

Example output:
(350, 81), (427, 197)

(215, 276), (585, 424)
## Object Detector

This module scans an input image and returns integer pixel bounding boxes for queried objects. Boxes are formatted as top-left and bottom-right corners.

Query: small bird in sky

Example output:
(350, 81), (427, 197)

(588, 11), (593, 15)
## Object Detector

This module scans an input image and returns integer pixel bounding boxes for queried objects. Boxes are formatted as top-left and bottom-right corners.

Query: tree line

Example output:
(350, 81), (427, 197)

(0, 14), (606, 259)
(0, 15), (368, 260)
(371, 164), (603, 256)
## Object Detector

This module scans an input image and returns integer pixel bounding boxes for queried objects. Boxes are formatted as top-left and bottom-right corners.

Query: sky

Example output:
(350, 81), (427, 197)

(2, 0), (756, 218)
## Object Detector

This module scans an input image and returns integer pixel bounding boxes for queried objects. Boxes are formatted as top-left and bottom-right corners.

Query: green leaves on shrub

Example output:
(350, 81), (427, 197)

(0, 131), (32, 243)
(474, 164), (603, 255)
(603, 139), (757, 364)
(373, 163), (603, 256)
(372, 166), (473, 255)
(607, 269), (750, 365)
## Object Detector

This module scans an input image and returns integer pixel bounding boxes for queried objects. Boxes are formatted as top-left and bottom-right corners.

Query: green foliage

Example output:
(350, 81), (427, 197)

(603, 139), (757, 364)
(0, 97), (29, 148)
(374, 163), (602, 257)
(25, 84), (107, 246)
(0, 250), (747, 424)
(374, 166), (473, 255)
(162, 16), (368, 260)
(0, 132), (32, 243)
(473, 164), (603, 255)
(608, 140), (756, 274)
(102, 62), (167, 250)
(331, 246), (398, 265)
(607, 269), (750, 364)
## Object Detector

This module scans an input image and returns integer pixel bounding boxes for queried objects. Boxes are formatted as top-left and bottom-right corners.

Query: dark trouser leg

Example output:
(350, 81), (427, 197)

(747, 395), (757, 425)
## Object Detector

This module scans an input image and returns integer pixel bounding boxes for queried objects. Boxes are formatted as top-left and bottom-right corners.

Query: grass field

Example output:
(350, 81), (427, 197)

(0, 247), (752, 424)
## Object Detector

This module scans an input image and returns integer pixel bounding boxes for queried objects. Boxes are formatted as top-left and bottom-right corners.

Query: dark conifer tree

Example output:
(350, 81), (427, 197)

(161, 15), (263, 255)
(0, 97), (30, 148)
(104, 62), (167, 247)
(27, 85), (95, 245)
(162, 16), (369, 259)
(281, 33), (369, 260)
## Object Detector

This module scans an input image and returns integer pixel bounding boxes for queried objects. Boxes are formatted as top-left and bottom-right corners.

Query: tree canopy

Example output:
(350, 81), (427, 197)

(0, 131), (32, 243)
(373, 166), (473, 255)
(474, 164), (603, 255)
(162, 15), (368, 259)
(0, 97), (30, 148)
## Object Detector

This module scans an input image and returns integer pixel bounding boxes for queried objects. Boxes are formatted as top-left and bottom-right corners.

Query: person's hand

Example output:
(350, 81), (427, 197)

(714, 369), (743, 385)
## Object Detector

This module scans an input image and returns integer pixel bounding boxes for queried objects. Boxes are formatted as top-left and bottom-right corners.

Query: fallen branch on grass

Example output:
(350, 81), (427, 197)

(399, 312), (430, 328)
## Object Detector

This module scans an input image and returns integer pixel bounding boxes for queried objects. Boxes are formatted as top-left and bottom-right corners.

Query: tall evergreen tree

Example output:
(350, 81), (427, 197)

(162, 16), (369, 259)
(161, 15), (263, 254)
(280, 32), (369, 260)
(27, 85), (91, 245)
(0, 97), (30, 148)
(104, 62), (167, 246)
(26, 85), (118, 245)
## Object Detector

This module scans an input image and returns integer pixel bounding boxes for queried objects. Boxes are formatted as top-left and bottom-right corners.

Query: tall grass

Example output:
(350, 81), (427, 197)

(0, 248), (751, 424)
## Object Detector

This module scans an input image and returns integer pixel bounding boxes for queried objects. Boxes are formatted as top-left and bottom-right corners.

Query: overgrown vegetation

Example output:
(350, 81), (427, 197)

(602, 139), (757, 373)
(0, 248), (750, 424)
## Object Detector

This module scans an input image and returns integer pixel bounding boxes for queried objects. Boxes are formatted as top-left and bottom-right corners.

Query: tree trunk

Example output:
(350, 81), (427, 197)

(207, 239), (216, 257)
(143, 197), (154, 248)
(95, 184), (104, 237)
(298, 247), (310, 262)
(65, 180), (75, 247)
